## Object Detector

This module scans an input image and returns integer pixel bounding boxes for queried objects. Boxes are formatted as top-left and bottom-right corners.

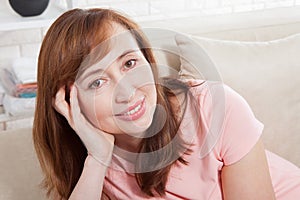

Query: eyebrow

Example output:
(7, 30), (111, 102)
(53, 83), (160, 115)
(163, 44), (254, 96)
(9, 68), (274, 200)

(77, 68), (104, 85)
(77, 49), (138, 82)
(119, 49), (136, 60)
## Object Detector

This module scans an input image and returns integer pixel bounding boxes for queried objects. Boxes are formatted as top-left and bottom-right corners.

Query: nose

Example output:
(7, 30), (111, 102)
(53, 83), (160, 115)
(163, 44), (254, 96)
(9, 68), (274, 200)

(114, 78), (136, 103)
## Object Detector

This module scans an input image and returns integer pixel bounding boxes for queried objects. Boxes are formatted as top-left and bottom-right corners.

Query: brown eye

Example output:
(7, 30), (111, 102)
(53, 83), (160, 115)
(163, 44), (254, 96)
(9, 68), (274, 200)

(124, 59), (136, 69)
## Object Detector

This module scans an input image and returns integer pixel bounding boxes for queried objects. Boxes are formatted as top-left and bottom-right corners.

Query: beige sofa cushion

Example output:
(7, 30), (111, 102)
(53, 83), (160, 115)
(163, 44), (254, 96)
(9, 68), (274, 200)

(175, 33), (300, 167)
(0, 128), (46, 200)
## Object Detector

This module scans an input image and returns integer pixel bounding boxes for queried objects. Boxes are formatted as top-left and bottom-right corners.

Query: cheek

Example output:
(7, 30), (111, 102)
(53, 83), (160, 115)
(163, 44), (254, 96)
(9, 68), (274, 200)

(145, 84), (157, 103)
(79, 99), (98, 126)
(94, 106), (121, 134)
(78, 93), (112, 128)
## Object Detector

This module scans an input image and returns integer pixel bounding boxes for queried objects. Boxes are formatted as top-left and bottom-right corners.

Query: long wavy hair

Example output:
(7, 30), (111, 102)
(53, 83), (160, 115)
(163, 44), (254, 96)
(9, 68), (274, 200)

(33, 8), (193, 199)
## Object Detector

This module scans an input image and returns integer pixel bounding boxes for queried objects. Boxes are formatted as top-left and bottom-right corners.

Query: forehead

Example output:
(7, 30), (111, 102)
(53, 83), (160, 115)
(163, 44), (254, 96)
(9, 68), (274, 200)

(76, 23), (141, 79)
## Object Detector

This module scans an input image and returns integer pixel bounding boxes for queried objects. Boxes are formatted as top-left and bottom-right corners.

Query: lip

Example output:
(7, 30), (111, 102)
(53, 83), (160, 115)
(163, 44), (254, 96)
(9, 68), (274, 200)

(115, 97), (146, 121)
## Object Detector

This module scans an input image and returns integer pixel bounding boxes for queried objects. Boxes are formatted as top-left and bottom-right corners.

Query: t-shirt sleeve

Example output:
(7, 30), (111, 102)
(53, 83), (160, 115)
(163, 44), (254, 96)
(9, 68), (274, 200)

(216, 84), (264, 166)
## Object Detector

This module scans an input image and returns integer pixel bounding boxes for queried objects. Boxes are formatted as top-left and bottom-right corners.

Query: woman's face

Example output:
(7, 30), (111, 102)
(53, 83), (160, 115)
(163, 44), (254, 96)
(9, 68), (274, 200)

(75, 23), (157, 136)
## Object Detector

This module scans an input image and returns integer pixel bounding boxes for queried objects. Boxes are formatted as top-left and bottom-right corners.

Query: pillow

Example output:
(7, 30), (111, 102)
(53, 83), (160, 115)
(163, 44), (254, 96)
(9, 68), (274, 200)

(175, 33), (300, 167)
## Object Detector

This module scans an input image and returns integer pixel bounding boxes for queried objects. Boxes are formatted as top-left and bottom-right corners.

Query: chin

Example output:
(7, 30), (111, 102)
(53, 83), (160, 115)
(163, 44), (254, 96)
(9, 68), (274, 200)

(117, 121), (152, 136)
(115, 112), (154, 136)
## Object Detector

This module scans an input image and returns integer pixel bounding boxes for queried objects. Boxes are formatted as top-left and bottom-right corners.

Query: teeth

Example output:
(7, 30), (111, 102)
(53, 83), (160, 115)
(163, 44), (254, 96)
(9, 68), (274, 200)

(125, 104), (141, 115)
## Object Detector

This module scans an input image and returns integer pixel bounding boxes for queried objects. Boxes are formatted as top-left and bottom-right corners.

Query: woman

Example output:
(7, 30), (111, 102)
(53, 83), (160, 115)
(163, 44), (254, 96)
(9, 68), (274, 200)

(33, 8), (300, 199)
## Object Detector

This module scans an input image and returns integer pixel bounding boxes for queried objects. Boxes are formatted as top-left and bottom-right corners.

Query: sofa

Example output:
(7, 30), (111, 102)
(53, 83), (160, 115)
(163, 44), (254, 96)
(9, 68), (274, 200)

(1, 8), (300, 200)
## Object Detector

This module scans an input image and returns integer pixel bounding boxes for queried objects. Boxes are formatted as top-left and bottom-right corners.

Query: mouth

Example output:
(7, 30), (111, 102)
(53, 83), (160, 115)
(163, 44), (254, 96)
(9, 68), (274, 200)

(115, 96), (146, 121)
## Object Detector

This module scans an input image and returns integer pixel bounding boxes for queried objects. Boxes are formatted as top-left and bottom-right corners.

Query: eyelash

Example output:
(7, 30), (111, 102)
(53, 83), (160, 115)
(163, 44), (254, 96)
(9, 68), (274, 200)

(123, 58), (137, 70)
(88, 79), (106, 89)
(88, 58), (138, 89)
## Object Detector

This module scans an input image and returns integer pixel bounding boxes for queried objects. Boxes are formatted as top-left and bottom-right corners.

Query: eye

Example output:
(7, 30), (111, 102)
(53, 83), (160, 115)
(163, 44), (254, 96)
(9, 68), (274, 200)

(124, 59), (137, 70)
(89, 79), (105, 89)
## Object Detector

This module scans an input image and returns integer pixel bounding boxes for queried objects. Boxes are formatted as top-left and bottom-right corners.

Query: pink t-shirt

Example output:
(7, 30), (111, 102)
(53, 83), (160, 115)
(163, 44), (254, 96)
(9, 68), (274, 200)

(103, 80), (300, 199)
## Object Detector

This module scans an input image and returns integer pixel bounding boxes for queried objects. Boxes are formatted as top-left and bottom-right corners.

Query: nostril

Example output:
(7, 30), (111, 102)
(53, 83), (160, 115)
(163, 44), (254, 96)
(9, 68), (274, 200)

(115, 87), (136, 103)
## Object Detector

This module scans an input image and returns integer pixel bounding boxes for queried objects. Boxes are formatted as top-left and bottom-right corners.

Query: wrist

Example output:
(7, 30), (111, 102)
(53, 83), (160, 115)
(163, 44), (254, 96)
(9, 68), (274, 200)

(85, 154), (112, 168)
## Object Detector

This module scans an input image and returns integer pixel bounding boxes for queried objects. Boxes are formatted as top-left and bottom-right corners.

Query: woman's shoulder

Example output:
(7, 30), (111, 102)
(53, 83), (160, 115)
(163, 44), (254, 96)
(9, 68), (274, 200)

(181, 78), (248, 109)
(182, 79), (225, 108)
(182, 78), (225, 95)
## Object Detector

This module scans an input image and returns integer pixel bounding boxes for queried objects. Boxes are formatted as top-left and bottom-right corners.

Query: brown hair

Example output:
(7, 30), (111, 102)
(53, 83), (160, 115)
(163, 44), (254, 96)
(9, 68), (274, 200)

(33, 8), (191, 199)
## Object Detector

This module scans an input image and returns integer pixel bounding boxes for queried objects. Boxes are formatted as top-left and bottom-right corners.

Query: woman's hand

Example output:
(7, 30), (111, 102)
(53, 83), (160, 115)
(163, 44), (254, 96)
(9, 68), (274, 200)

(53, 85), (115, 166)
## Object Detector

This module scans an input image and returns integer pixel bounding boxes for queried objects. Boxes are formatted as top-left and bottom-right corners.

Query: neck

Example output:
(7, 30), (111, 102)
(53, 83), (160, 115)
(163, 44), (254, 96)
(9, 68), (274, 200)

(114, 134), (142, 153)
(113, 134), (142, 163)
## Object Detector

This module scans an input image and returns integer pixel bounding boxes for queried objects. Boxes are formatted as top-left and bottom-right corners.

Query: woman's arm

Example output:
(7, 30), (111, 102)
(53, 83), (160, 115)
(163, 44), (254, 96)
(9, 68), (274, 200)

(54, 86), (115, 200)
(69, 155), (108, 200)
(221, 139), (276, 200)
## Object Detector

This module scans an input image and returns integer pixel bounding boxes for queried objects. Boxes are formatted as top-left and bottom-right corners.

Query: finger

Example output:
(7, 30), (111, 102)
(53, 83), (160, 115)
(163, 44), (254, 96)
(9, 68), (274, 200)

(69, 85), (90, 134)
(53, 87), (71, 121)
(70, 86), (99, 131)
(69, 85), (81, 119)
(70, 85), (101, 131)
(70, 86), (114, 143)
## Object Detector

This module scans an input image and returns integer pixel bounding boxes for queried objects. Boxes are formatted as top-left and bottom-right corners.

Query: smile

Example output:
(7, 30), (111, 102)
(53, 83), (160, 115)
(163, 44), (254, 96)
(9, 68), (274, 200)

(115, 97), (146, 121)
(124, 103), (142, 115)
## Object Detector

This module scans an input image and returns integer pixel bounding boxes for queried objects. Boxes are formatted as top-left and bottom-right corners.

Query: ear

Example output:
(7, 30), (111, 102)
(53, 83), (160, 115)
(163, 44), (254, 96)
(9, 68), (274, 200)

(52, 86), (71, 120)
